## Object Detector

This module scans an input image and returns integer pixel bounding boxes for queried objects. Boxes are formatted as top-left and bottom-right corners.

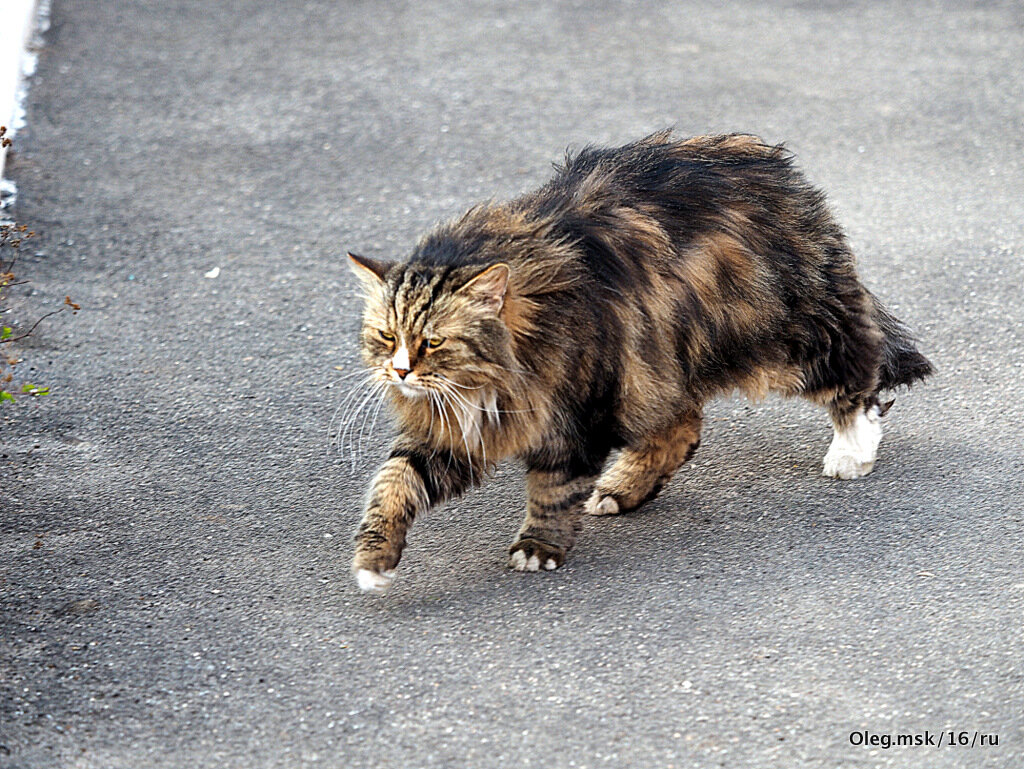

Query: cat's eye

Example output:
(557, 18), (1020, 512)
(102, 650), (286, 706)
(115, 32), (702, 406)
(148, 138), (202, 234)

(427, 337), (446, 349)
(378, 329), (395, 343)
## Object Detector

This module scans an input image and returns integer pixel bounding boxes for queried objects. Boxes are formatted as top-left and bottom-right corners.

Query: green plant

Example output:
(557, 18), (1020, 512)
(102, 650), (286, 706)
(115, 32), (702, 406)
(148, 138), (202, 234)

(1, 126), (79, 403)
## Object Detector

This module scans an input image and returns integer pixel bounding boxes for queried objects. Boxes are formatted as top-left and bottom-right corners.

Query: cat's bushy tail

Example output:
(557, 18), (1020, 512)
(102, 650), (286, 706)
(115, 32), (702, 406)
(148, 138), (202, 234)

(869, 292), (934, 390)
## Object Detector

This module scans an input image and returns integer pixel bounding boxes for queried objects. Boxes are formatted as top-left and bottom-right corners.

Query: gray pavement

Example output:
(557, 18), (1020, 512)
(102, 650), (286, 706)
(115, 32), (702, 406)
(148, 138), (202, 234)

(2, 1), (1023, 767)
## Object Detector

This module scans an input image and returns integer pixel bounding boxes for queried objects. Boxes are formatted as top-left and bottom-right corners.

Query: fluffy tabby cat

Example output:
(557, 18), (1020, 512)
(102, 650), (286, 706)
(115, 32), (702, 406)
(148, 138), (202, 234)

(346, 131), (932, 593)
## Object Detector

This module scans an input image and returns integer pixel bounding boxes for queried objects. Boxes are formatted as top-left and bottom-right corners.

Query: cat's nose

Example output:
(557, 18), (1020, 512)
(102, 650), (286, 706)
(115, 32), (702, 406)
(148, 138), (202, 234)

(392, 345), (411, 380)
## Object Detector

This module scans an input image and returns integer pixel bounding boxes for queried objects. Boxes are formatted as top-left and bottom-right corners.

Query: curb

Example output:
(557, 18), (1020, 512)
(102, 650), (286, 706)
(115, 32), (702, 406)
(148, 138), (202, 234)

(0, 0), (47, 201)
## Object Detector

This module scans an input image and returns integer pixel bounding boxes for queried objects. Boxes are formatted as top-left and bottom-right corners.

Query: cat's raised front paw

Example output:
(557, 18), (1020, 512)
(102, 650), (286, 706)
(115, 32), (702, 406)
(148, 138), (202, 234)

(508, 538), (566, 572)
(354, 567), (396, 594)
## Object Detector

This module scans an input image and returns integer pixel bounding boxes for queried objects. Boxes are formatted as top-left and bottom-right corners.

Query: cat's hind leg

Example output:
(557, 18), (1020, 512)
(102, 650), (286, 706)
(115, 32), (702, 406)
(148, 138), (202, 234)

(821, 396), (891, 479)
(585, 411), (703, 516)
(796, 282), (889, 480)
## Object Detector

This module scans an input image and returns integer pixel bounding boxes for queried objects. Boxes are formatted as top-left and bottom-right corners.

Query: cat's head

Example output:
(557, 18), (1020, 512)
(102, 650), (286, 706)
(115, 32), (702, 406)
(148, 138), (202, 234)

(348, 252), (515, 400)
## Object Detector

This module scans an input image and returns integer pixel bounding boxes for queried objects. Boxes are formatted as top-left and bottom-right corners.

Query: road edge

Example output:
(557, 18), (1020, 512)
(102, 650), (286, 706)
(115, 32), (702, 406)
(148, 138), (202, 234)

(0, 0), (50, 207)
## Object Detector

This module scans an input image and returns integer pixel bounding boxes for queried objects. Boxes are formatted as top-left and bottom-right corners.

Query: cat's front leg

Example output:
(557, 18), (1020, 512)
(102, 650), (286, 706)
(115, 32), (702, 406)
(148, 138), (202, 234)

(509, 462), (597, 572)
(352, 443), (471, 593)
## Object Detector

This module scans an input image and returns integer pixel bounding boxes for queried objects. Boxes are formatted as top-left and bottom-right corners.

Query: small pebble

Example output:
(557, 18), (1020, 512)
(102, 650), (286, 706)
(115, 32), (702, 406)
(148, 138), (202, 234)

(55, 598), (100, 616)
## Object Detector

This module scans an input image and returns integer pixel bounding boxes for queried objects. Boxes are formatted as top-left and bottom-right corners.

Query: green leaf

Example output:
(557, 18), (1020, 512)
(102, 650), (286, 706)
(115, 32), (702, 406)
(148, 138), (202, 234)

(1, 326), (11, 340)
(0, 390), (14, 403)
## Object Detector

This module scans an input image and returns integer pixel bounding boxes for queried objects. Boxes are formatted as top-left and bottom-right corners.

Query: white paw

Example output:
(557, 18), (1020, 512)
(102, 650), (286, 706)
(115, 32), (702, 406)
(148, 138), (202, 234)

(509, 549), (561, 571)
(584, 491), (620, 516)
(355, 568), (396, 594)
(509, 550), (540, 571)
(823, 406), (881, 480)
(822, 452), (875, 479)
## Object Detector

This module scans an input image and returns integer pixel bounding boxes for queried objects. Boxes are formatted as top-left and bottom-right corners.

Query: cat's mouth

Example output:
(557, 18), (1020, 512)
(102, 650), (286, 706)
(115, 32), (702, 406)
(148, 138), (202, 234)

(390, 379), (427, 399)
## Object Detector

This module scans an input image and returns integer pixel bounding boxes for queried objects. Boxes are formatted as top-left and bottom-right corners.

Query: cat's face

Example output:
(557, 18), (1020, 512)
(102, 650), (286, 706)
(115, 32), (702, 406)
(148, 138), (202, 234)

(349, 253), (512, 400)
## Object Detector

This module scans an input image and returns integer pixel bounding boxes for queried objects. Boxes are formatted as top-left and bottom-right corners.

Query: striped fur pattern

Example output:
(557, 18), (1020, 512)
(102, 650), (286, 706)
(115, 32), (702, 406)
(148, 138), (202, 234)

(346, 131), (932, 592)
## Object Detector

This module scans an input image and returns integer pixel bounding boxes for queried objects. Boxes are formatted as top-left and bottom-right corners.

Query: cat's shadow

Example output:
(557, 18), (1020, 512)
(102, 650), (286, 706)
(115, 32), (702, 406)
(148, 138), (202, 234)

(360, 433), (963, 615)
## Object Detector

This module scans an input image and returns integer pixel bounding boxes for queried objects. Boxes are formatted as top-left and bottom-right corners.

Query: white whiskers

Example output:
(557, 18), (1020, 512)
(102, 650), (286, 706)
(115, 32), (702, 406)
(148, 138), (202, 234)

(330, 365), (527, 482)
(330, 372), (389, 470)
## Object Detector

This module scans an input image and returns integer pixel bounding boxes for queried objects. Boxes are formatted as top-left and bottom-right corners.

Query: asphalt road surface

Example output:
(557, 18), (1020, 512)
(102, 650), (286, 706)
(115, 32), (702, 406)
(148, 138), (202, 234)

(2, 1), (1022, 767)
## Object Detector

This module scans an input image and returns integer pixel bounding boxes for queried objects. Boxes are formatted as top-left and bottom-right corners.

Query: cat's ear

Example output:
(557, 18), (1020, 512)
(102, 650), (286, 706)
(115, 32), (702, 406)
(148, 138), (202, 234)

(347, 252), (392, 287)
(457, 263), (510, 313)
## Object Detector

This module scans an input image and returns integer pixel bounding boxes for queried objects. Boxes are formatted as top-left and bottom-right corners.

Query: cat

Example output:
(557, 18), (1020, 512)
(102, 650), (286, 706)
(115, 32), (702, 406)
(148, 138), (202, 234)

(345, 131), (932, 594)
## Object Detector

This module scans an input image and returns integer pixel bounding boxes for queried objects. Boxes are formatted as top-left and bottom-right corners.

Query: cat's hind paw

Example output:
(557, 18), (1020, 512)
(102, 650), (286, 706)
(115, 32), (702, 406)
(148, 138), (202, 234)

(822, 406), (882, 479)
(822, 453), (875, 479)
(355, 568), (396, 594)
(584, 491), (621, 516)
(508, 538), (565, 572)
